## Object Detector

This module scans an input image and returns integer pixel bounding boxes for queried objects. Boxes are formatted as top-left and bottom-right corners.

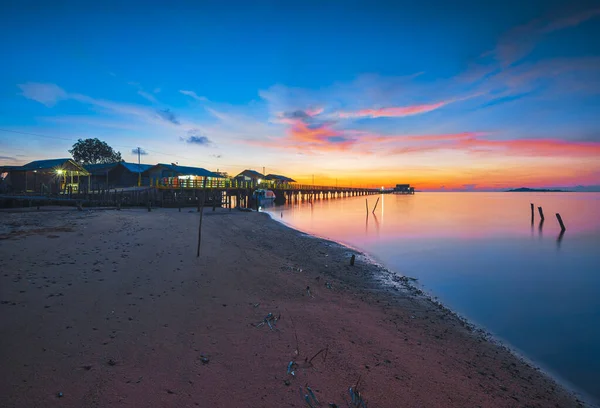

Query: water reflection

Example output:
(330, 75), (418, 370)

(557, 230), (565, 249)
(268, 192), (600, 403)
(372, 212), (380, 236)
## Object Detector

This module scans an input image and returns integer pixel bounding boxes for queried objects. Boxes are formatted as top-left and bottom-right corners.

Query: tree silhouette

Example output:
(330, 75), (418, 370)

(69, 138), (122, 165)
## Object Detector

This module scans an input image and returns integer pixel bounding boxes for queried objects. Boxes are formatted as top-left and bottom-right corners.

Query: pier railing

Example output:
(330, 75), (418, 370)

(153, 177), (380, 192)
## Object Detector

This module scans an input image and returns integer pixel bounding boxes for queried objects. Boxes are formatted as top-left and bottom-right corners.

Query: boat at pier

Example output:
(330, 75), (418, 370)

(253, 189), (276, 205)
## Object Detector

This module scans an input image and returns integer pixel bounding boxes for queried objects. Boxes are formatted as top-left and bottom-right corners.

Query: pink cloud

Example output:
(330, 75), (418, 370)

(459, 137), (600, 157)
(386, 134), (600, 157)
(337, 100), (450, 119)
(404, 132), (489, 141)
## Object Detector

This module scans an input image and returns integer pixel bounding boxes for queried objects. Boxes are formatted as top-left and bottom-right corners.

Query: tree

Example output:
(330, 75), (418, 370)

(69, 138), (122, 165)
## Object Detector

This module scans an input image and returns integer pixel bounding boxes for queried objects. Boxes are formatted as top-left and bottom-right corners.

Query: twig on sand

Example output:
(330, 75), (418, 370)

(288, 311), (300, 357)
(307, 345), (329, 365)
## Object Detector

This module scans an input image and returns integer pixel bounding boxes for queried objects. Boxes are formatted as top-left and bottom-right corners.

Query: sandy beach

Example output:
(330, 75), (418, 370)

(0, 207), (584, 407)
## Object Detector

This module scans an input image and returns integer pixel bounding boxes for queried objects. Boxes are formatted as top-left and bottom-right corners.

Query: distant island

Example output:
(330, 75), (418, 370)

(507, 187), (566, 192)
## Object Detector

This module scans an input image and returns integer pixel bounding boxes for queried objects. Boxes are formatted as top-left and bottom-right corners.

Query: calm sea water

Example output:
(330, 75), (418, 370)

(265, 192), (600, 403)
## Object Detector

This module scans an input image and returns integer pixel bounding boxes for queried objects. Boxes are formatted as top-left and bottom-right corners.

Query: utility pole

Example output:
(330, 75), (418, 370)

(137, 147), (141, 187)
(262, 166), (265, 176)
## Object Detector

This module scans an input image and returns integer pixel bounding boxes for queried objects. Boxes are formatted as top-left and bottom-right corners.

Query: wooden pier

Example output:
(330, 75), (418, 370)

(0, 180), (384, 210)
(154, 180), (383, 209)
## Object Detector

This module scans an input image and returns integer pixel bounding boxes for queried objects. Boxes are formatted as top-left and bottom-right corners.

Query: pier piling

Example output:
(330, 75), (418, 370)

(372, 197), (380, 214)
(530, 203), (534, 222)
(556, 213), (566, 232)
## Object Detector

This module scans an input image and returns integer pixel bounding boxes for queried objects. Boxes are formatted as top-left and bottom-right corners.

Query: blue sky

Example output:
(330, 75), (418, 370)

(1, 0), (599, 189)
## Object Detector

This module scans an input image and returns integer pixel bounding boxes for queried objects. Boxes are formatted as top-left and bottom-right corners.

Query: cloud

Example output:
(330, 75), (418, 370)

(0, 156), (17, 161)
(404, 132), (489, 141)
(337, 100), (451, 119)
(541, 7), (600, 33)
(459, 137), (600, 157)
(494, 5), (600, 66)
(181, 129), (213, 146)
(186, 136), (212, 145)
(137, 90), (158, 103)
(180, 90), (208, 102)
(210, 154), (222, 159)
(155, 109), (180, 125)
(131, 148), (149, 156)
(272, 108), (358, 151)
(386, 134), (600, 158)
(153, 88), (161, 93)
(18, 83), (67, 107)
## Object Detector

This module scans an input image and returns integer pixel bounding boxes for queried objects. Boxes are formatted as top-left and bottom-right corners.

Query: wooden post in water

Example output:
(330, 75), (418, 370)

(372, 197), (380, 214)
(538, 206), (545, 221)
(556, 213), (566, 232)
(530, 203), (534, 222)
(365, 198), (368, 215)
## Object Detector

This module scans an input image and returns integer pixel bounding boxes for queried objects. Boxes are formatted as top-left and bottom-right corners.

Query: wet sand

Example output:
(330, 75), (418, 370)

(0, 207), (585, 407)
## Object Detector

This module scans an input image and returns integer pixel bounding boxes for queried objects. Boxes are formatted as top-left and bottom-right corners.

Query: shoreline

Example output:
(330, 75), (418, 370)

(265, 210), (596, 406)
(0, 207), (587, 407)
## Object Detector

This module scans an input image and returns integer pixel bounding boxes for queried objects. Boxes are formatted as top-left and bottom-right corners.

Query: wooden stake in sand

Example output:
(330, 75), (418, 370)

(372, 197), (380, 214)
(197, 177), (208, 257)
(197, 191), (206, 257)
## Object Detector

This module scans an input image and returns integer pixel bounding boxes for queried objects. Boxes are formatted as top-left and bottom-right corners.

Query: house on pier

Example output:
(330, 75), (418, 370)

(0, 158), (89, 194)
(265, 174), (296, 187)
(235, 169), (265, 184)
(145, 163), (224, 189)
(234, 170), (296, 188)
(85, 162), (153, 189)
(394, 184), (415, 194)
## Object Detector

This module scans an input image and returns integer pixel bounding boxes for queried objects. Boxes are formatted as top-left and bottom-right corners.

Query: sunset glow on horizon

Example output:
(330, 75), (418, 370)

(1, 1), (599, 191)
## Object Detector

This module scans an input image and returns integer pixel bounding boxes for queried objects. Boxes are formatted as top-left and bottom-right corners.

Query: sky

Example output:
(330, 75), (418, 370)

(1, 0), (599, 190)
